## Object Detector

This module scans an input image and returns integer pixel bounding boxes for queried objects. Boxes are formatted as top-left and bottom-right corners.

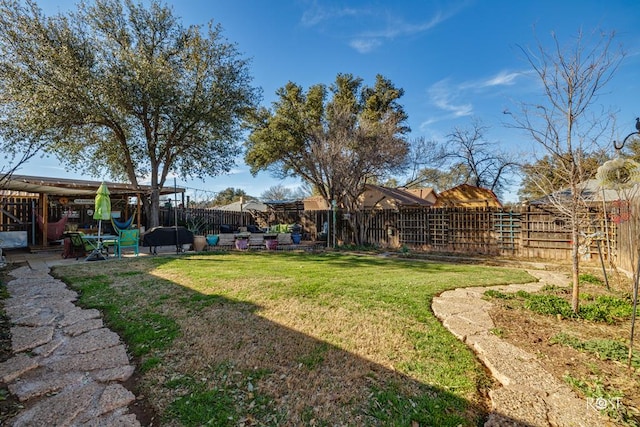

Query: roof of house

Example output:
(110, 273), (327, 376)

(529, 179), (632, 205)
(303, 195), (330, 210)
(364, 184), (435, 207)
(435, 184), (502, 208)
(1, 174), (183, 197)
(216, 200), (268, 212)
(403, 187), (437, 200)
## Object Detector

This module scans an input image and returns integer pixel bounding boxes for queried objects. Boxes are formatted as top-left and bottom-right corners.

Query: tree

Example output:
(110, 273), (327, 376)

(0, 0), (260, 228)
(260, 184), (309, 201)
(408, 166), (470, 193)
(403, 123), (517, 197)
(508, 28), (624, 313)
(211, 187), (251, 207)
(518, 150), (609, 201)
(245, 73), (410, 244)
(442, 120), (518, 196)
(0, 141), (45, 190)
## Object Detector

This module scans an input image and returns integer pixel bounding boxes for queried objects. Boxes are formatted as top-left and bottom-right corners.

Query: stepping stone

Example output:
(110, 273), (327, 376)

(9, 371), (86, 402)
(98, 384), (137, 415)
(44, 345), (131, 373)
(0, 353), (40, 383)
(10, 325), (55, 353)
(13, 310), (58, 327)
(90, 365), (136, 383)
(57, 328), (122, 355)
(58, 307), (102, 327)
(9, 381), (103, 427)
(32, 336), (65, 357)
(64, 318), (104, 336)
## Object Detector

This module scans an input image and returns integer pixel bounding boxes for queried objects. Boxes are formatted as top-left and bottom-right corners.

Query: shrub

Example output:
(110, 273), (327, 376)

(524, 294), (574, 318)
(579, 295), (633, 324)
(579, 273), (603, 285)
(484, 289), (513, 299)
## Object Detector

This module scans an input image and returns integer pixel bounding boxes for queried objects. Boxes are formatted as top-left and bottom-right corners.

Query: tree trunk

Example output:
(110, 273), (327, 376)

(148, 187), (160, 229)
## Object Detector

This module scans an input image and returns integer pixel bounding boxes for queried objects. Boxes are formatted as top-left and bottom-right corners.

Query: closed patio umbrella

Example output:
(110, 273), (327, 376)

(87, 182), (111, 261)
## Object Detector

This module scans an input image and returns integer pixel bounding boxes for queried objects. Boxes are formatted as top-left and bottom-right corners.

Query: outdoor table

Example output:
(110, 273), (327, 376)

(82, 234), (119, 261)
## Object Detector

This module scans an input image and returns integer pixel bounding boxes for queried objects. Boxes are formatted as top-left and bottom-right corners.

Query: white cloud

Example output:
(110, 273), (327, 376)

(467, 70), (521, 89)
(349, 38), (382, 54)
(428, 79), (474, 118)
(481, 71), (521, 87)
(358, 11), (448, 40)
(424, 70), (524, 124)
(300, 2), (470, 53)
(300, 5), (361, 28)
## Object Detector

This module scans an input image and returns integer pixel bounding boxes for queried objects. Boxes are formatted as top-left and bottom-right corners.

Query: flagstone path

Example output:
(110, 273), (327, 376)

(0, 264), (140, 426)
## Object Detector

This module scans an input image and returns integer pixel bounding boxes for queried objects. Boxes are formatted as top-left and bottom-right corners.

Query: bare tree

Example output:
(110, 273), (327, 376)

(260, 184), (309, 201)
(0, 140), (45, 189)
(508, 28), (624, 313)
(440, 120), (518, 197)
(404, 122), (517, 197)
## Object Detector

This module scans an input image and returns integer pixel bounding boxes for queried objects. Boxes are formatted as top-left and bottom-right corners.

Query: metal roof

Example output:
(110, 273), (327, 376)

(529, 179), (633, 205)
(1, 174), (184, 197)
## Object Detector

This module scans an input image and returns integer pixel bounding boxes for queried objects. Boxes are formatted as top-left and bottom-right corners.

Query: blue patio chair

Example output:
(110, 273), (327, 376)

(116, 229), (140, 258)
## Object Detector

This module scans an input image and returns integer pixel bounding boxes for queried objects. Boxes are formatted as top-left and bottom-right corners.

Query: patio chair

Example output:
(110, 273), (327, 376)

(116, 229), (140, 258)
(63, 232), (87, 260)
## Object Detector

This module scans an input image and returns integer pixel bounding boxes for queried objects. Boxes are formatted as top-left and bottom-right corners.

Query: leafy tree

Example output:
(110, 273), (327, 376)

(245, 73), (410, 244)
(0, 0), (260, 227)
(211, 187), (252, 206)
(408, 166), (470, 193)
(507, 28), (624, 313)
(518, 150), (609, 201)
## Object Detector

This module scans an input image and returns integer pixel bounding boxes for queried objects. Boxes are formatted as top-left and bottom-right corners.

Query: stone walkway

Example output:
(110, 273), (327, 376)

(432, 269), (611, 427)
(0, 263), (140, 426)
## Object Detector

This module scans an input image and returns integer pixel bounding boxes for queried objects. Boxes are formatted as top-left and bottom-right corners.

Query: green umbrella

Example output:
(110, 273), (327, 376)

(93, 182), (111, 221)
(87, 182), (111, 261)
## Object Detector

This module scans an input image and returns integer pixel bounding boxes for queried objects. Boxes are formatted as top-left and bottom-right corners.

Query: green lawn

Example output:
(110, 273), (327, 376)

(53, 251), (534, 426)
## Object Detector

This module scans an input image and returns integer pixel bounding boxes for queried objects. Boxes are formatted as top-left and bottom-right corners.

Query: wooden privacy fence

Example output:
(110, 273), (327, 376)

(335, 205), (617, 262)
(158, 207), (330, 240)
(2, 195), (632, 269)
(85, 204), (628, 264)
(615, 198), (640, 274)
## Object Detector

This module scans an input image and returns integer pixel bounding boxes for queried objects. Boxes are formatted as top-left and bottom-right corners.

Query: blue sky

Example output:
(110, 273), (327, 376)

(20, 0), (640, 203)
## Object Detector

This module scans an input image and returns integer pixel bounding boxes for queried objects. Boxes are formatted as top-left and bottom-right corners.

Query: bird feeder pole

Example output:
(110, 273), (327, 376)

(610, 118), (640, 369)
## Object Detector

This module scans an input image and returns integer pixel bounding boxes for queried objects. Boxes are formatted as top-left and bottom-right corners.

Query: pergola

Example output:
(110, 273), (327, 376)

(0, 174), (184, 248)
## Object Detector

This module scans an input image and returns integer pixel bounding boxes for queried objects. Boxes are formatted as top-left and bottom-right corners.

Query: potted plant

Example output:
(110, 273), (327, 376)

(290, 223), (302, 245)
(263, 227), (278, 250)
(235, 232), (250, 250)
(185, 216), (208, 251)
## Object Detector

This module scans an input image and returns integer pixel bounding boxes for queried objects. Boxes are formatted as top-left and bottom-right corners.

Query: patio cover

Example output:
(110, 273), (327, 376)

(0, 174), (185, 248)
(1, 174), (182, 196)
